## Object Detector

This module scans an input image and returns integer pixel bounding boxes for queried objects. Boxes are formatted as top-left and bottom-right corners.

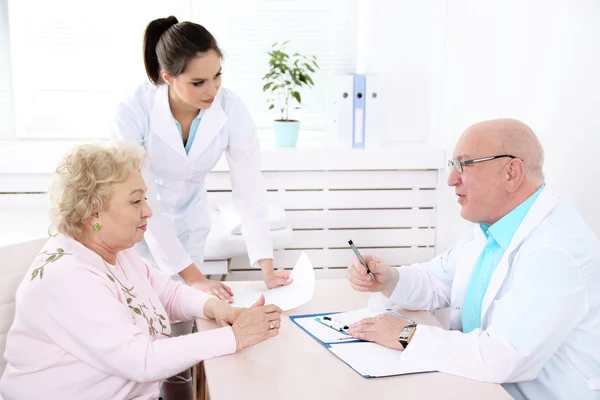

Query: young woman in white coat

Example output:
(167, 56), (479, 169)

(111, 16), (291, 300)
(111, 16), (292, 397)
(113, 17), (290, 300)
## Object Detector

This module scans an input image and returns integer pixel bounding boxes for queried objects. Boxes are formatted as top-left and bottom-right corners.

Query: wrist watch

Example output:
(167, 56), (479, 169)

(398, 324), (417, 349)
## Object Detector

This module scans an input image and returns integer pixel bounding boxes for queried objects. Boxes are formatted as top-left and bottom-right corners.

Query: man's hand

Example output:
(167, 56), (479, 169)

(347, 313), (411, 350)
(347, 254), (399, 297)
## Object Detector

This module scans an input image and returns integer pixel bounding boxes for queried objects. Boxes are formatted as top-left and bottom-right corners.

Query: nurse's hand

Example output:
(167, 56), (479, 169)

(264, 270), (293, 289)
(259, 258), (293, 289)
(192, 279), (234, 303)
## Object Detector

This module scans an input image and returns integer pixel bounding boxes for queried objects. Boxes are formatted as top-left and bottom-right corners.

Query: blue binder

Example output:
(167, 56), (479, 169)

(289, 311), (436, 379)
(289, 312), (372, 378)
(352, 74), (367, 148)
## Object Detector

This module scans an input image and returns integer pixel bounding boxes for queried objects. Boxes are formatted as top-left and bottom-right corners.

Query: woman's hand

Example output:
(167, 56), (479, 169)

(263, 270), (292, 289)
(231, 296), (282, 351)
(204, 298), (245, 326)
(191, 279), (234, 303)
(179, 263), (234, 302)
(259, 258), (293, 289)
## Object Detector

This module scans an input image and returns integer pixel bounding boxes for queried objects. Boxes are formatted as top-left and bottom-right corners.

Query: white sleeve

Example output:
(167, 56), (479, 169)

(224, 98), (273, 267)
(388, 245), (457, 311)
(110, 97), (193, 275)
(401, 247), (588, 383)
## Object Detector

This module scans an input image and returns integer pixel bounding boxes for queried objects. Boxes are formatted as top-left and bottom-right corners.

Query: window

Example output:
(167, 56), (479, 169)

(6, 0), (193, 139)
(193, 0), (358, 132)
(0, 0), (14, 138)
(3, 0), (358, 142)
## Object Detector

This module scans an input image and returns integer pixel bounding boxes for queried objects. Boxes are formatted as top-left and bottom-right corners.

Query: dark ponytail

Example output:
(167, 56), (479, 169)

(142, 16), (222, 85)
(143, 16), (179, 84)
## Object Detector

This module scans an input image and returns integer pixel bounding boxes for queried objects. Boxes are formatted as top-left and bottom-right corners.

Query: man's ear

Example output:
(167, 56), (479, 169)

(506, 158), (525, 193)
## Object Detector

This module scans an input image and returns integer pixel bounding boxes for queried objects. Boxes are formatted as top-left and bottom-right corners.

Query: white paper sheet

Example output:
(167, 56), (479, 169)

(329, 342), (432, 377)
(231, 252), (315, 311)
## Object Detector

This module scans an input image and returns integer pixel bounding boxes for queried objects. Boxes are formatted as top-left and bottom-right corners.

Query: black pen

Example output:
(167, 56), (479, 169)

(348, 240), (375, 279)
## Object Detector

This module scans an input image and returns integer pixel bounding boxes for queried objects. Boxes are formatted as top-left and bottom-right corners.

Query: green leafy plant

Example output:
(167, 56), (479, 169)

(262, 41), (320, 121)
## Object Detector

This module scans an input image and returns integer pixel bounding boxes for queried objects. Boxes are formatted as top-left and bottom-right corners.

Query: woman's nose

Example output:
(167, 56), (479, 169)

(143, 202), (153, 219)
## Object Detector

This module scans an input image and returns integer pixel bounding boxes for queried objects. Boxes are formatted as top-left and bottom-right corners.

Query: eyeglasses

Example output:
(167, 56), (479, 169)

(448, 155), (516, 174)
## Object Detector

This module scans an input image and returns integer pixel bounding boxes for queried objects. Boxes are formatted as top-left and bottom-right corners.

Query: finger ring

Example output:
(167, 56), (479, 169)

(269, 320), (276, 330)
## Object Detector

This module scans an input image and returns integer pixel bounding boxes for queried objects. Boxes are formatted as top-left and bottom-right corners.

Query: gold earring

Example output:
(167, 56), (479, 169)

(93, 223), (101, 232)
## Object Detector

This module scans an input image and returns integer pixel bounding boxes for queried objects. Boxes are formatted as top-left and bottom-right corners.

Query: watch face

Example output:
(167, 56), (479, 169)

(399, 327), (412, 339)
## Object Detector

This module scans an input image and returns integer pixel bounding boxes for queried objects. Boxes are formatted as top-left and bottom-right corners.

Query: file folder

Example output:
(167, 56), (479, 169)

(352, 74), (366, 148)
(332, 75), (354, 148)
(332, 74), (368, 148)
(290, 310), (434, 378)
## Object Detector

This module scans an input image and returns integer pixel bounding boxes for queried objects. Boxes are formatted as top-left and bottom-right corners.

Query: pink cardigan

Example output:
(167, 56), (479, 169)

(0, 234), (236, 400)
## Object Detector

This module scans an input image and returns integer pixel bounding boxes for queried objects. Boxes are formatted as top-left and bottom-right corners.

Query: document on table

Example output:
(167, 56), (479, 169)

(290, 308), (434, 378)
(231, 252), (315, 311)
(329, 341), (432, 378)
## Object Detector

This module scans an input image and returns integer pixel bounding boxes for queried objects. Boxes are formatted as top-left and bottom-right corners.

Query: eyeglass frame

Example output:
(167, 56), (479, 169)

(447, 155), (516, 174)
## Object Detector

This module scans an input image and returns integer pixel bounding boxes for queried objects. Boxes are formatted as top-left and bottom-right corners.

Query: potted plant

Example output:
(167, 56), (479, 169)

(262, 41), (319, 148)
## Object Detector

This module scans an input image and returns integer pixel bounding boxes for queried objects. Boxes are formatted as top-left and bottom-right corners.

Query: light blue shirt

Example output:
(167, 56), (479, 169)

(462, 185), (545, 333)
(174, 111), (204, 155)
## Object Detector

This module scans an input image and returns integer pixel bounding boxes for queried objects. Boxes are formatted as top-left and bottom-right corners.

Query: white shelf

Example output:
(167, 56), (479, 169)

(0, 140), (445, 192)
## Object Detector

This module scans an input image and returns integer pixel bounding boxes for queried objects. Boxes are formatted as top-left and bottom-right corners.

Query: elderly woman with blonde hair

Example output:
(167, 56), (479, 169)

(0, 142), (281, 400)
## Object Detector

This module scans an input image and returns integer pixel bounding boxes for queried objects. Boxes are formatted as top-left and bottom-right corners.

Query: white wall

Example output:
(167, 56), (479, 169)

(366, 0), (600, 249)
(360, 0), (447, 145)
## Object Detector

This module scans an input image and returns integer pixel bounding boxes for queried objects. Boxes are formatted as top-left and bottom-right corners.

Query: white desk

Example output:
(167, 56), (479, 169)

(196, 279), (511, 400)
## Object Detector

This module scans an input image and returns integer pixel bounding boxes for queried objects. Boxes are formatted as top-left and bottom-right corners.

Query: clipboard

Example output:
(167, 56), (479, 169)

(289, 312), (361, 348)
(315, 315), (350, 335)
(289, 310), (435, 378)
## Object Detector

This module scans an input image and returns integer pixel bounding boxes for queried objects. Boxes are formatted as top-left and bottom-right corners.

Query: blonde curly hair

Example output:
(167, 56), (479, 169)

(49, 141), (146, 239)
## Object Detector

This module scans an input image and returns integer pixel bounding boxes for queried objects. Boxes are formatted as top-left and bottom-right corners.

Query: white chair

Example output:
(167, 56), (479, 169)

(203, 203), (293, 277)
(0, 238), (47, 377)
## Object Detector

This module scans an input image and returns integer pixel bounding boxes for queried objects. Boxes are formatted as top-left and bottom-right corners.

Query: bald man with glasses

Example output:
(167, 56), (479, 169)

(346, 119), (600, 400)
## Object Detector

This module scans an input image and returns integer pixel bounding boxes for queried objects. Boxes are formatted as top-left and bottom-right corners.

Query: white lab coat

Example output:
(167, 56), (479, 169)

(382, 187), (600, 399)
(110, 82), (272, 275)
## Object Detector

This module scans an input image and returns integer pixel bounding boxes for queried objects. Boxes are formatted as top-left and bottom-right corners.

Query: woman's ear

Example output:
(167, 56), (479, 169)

(161, 70), (173, 85)
(90, 212), (101, 227)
